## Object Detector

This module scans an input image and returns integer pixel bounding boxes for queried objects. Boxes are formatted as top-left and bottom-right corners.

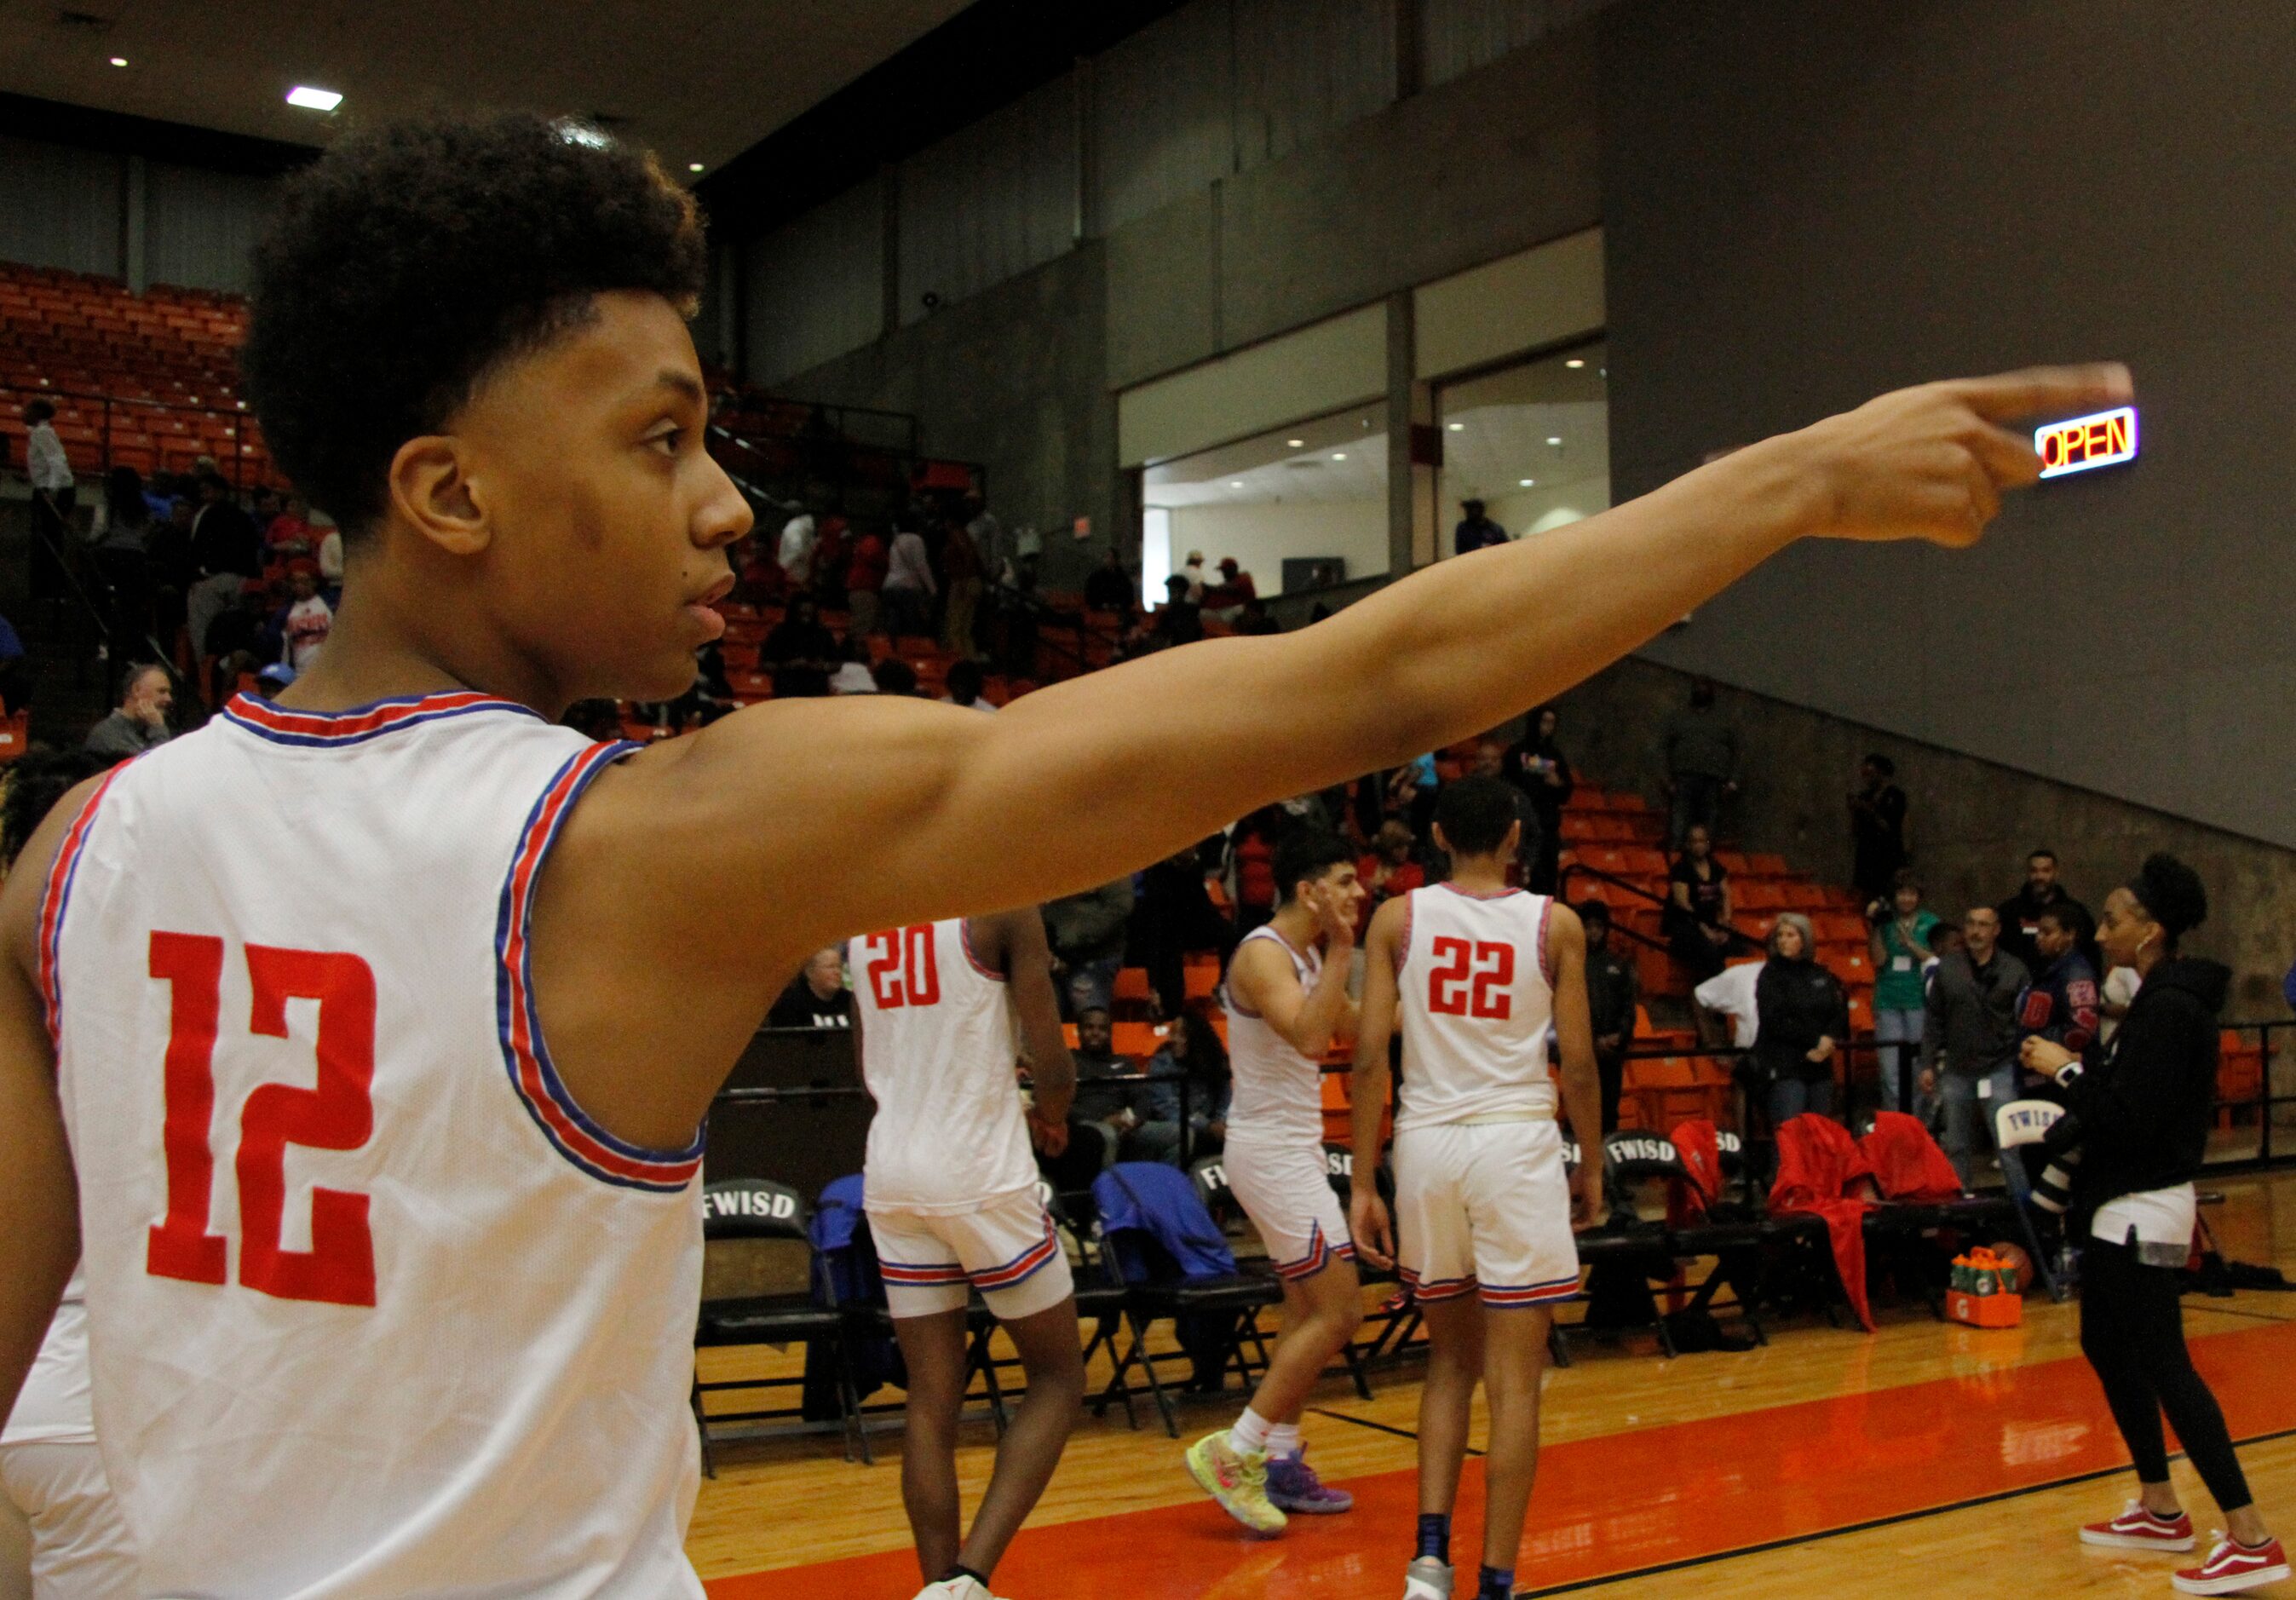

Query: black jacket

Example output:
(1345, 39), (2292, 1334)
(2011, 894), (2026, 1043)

(1753, 958), (1849, 1083)
(1584, 945), (1638, 1055)
(2043, 958), (2229, 1214)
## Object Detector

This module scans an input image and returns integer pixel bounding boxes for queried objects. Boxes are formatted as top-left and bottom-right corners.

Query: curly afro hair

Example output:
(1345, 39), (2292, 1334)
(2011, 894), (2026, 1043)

(2127, 852), (2208, 945)
(239, 113), (707, 535)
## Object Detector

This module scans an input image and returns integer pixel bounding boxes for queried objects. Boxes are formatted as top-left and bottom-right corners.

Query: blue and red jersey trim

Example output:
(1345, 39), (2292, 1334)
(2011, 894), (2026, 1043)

(222, 690), (540, 749)
(1273, 1222), (1357, 1281)
(1479, 1274), (1580, 1308)
(496, 739), (704, 1193)
(878, 1213), (1062, 1292)
(878, 1258), (969, 1287)
(36, 768), (123, 1049)
(1398, 1265), (1478, 1304)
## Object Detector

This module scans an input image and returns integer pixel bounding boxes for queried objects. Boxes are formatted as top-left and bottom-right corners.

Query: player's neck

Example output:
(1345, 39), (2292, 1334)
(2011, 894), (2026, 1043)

(1447, 857), (1511, 895)
(272, 560), (564, 717)
(1269, 903), (1321, 951)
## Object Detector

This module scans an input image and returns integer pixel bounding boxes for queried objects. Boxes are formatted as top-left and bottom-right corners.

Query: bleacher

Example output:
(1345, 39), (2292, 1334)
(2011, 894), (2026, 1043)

(0, 261), (281, 486)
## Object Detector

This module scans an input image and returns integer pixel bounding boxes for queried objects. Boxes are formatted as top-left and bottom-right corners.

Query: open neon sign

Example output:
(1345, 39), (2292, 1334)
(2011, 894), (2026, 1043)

(2034, 406), (2138, 479)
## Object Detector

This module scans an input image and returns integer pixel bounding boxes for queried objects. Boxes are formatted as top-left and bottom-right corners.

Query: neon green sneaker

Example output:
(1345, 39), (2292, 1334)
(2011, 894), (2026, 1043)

(1184, 1429), (1287, 1535)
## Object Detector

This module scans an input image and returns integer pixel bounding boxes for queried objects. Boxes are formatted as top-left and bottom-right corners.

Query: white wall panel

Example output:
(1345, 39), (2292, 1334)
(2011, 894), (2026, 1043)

(1234, 0), (1397, 171)
(743, 176), (884, 385)
(147, 163), (275, 295)
(1119, 302), (1386, 466)
(1093, 0), (1236, 233)
(900, 74), (1078, 325)
(0, 135), (120, 279)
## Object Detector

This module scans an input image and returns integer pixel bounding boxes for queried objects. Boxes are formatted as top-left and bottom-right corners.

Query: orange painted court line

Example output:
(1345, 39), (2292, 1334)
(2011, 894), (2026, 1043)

(706, 1317), (2296, 1599)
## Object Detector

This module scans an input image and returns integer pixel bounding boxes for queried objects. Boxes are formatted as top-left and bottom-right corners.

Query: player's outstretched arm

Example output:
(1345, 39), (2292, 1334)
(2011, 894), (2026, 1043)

(1347, 899), (1406, 1270)
(1545, 906), (1608, 1227)
(538, 365), (2128, 1143)
(0, 780), (101, 1430)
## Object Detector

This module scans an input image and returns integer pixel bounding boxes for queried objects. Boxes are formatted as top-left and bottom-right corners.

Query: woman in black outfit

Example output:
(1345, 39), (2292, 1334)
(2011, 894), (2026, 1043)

(1666, 823), (1734, 983)
(1752, 913), (1847, 1126)
(1505, 704), (1576, 893)
(2022, 855), (2284, 1593)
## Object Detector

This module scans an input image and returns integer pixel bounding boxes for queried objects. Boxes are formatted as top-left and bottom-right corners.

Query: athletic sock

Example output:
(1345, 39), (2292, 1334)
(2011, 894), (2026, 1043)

(1264, 1422), (1303, 1459)
(939, 1564), (990, 1591)
(1415, 1512), (1452, 1564)
(1476, 1564), (1516, 1600)
(1230, 1406), (1274, 1455)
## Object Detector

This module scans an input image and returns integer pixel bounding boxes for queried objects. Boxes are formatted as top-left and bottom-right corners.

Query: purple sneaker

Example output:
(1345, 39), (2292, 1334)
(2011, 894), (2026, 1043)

(1264, 1452), (1354, 1514)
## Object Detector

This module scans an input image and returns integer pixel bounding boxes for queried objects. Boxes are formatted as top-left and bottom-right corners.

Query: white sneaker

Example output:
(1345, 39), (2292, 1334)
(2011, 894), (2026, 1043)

(913, 1580), (1000, 1600)
(1403, 1557), (1453, 1599)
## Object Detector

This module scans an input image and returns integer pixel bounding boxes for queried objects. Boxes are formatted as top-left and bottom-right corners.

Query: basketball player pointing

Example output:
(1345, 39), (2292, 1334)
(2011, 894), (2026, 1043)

(1350, 775), (1606, 1600)
(853, 911), (1081, 1600)
(0, 113), (2126, 1591)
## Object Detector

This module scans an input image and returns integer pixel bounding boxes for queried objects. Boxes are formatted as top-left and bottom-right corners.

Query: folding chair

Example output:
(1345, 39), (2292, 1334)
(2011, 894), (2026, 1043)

(690, 1178), (868, 1472)
(1560, 1130), (1698, 1360)
(1087, 1164), (1281, 1437)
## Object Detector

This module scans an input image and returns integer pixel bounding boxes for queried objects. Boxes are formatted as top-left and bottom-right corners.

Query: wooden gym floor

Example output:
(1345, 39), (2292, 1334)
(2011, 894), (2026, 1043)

(687, 1171), (2296, 1598)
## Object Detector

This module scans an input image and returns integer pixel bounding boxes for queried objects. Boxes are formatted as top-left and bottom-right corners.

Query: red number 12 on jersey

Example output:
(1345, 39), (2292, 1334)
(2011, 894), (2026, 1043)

(1427, 935), (1515, 1020)
(147, 931), (378, 1307)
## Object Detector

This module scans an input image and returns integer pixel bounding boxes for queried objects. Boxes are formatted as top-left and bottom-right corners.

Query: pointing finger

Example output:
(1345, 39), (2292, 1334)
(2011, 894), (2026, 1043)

(1940, 363), (2133, 423)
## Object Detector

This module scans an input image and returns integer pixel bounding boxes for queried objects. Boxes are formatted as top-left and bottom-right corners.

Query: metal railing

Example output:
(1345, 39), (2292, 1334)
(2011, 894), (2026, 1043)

(3, 382), (264, 491)
(1557, 858), (1768, 957)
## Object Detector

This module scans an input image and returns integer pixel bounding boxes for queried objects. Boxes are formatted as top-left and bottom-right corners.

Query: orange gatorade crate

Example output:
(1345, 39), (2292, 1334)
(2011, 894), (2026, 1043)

(1946, 1249), (2025, 1327)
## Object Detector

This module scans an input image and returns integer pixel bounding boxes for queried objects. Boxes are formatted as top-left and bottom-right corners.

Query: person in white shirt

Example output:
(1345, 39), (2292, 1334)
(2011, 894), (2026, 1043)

(1181, 550), (1207, 603)
(776, 509), (816, 590)
(883, 523), (937, 639)
(1694, 958), (1764, 1050)
(20, 400), (74, 604)
(280, 561), (333, 671)
(1185, 831), (1364, 1534)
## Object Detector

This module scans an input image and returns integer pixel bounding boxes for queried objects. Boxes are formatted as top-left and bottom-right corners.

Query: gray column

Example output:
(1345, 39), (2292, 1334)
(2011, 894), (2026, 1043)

(123, 153), (147, 293)
(1384, 290), (1433, 578)
(880, 162), (902, 337)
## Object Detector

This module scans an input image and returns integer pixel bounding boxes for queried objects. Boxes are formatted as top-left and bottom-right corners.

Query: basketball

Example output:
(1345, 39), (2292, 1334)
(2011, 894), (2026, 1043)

(1989, 1242), (2034, 1295)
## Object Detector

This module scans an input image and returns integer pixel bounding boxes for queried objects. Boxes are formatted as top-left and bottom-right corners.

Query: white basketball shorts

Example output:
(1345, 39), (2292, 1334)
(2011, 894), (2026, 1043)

(1394, 1118), (1580, 1309)
(0, 1438), (137, 1598)
(1223, 1136), (1355, 1281)
(869, 1188), (1074, 1321)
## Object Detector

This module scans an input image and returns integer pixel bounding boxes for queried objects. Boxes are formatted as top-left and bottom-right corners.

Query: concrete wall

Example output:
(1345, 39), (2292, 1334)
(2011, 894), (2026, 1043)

(1599, 0), (2296, 849)
(1551, 653), (2296, 1019)
(777, 245), (1115, 588)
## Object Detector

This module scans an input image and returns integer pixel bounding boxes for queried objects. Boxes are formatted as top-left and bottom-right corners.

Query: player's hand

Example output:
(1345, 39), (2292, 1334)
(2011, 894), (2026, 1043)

(1350, 1193), (1395, 1271)
(1309, 883), (1357, 949)
(1781, 364), (2132, 548)
(1027, 1109), (1068, 1157)
(1571, 1161), (1606, 1230)
(2021, 1036), (2076, 1077)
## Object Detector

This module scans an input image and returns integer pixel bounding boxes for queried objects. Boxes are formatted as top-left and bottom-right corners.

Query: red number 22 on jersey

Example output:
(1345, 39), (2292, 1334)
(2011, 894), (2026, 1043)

(1427, 935), (1516, 1020)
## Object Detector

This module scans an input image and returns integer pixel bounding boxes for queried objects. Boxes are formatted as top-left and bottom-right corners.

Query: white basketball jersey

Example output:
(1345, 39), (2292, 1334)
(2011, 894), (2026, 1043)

(853, 917), (1033, 1214)
(43, 692), (705, 1598)
(1223, 924), (1326, 1146)
(1393, 883), (1558, 1133)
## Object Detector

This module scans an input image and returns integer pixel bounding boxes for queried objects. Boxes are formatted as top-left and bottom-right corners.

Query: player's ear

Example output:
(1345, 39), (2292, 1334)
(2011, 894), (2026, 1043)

(1430, 823), (1450, 858)
(387, 434), (492, 558)
(1505, 820), (1523, 858)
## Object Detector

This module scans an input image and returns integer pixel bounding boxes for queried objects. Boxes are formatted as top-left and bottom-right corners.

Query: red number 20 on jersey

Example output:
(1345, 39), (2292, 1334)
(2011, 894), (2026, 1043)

(1427, 935), (1515, 1020)
(147, 931), (377, 1307)
(863, 925), (941, 1010)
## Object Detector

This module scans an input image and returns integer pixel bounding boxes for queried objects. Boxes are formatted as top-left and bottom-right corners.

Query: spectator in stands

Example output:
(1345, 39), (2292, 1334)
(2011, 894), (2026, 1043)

(262, 493), (314, 561)
(1754, 914), (1848, 1125)
(1133, 844), (1231, 1020)
(89, 465), (154, 653)
(842, 521), (889, 636)
(941, 658), (995, 714)
(0, 609), (26, 717)
(1919, 906), (2030, 1187)
(1466, 739), (1542, 883)
(1070, 1007), (1158, 1165)
(1577, 901), (1641, 1134)
(765, 947), (852, 1029)
(84, 664), (172, 760)
(775, 504), (816, 593)
(1181, 550), (1207, 602)
(962, 489), (1004, 584)
(1084, 547), (1134, 617)
(759, 595), (837, 699)
(1142, 1005), (1230, 1163)
(1453, 497), (1506, 555)
(21, 397), (73, 602)
(1660, 678), (1740, 849)
(1385, 752), (1441, 847)
(881, 520), (936, 640)
(1203, 557), (1256, 622)
(1044, 877), (1136, 1019)
(1867, 870), (1940, 1117)
(806, 515), (844, 607)
(1356, 820), (1424, 936)
(186, 473), (262, 654)
(248, 486), (281, 539)
(869, 658), (920, 697)
(2015, 902), (2101, 1068)
(1505, 705), (1574, 893)
(204, 580), (271, 705)
(1996, 848), (2092, 975)
(280, 560), (332, 671)
(1234, 596), (1281, 636)
(1146, 575), (1203, 651)
(1227, 806), (1288, 938)
(829, 633), (878, 695)
(1695, 957), (1764, 1052)
(1666, 823), (1734, 983)
(941, 512), (983, 657)
(1848, 754), (1910, 906)
(146, 496), (196, 635)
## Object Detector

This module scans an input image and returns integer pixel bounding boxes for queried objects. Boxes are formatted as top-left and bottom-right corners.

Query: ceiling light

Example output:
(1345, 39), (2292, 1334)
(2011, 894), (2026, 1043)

(1229, 481), (1244, 489)
(285, 85), (343, 112)
(1447, 422), (1464, 432)
(1565, 359), (1585, 369)
(1519, 478), (1535, 487)
(1286, 438), (1304, 448)
(688, 162), (705, 173)
(1546, 436), (1562, 446)
(1331, 452), (1347, 461)
(108, 56), (127, 67)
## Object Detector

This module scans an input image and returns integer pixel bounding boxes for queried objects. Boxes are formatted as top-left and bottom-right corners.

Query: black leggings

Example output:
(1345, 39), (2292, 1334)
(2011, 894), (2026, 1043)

(2080, 1236), (2252, 1511)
